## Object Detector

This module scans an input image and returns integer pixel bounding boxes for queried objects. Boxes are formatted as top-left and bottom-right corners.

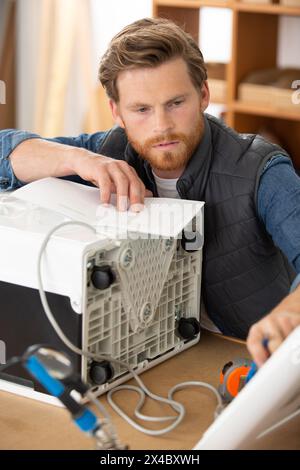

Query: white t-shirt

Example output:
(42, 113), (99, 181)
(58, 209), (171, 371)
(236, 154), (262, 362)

(152, 169), (221, 334)
(152, 171), (180, 199)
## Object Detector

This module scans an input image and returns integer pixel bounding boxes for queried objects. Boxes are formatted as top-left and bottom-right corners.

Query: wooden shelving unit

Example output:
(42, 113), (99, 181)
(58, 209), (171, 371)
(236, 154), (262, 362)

(153, 0), (300, 168)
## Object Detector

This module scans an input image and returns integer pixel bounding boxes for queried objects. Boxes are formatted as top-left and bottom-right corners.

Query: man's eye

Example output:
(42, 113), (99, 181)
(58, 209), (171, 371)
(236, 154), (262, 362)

(137, 107), (148, 113)
(172, 100), (183, 107)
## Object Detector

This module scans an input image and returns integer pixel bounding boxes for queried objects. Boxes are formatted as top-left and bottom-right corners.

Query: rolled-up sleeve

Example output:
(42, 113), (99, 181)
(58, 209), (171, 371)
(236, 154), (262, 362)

(257, 155), (300, 274)
(290, 273), (300, 293)
(0, 129), (109, 191)
(45, 132), (109, 152)
(0, 129), (40, 190)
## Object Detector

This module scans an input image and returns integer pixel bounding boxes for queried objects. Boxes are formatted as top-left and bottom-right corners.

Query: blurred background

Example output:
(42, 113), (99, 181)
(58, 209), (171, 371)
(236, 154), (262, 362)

(0, 0), (300, 166)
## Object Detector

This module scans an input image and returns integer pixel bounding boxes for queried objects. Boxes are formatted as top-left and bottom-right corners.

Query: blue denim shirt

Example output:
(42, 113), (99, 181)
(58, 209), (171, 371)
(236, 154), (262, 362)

(291, 273), (300, 292)
(1, 128), (300, 275)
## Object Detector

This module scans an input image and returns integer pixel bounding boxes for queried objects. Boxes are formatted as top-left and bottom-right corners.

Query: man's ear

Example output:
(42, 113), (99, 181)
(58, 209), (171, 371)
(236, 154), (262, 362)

(200, 81), (210, 112)
(109, 99), (125, 128)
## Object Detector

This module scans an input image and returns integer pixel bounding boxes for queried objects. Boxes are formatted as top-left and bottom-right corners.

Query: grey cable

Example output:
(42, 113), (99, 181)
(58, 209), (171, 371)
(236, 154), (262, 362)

(37, 221), (194, 435)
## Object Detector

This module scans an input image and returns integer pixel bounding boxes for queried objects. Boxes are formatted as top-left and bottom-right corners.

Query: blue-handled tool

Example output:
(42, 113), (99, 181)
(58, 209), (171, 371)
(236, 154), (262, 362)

(25, 353), (98, 433)
(23, 345), (125, 449)
(245, 361), (257, 384)
(245, 338), (269, 384)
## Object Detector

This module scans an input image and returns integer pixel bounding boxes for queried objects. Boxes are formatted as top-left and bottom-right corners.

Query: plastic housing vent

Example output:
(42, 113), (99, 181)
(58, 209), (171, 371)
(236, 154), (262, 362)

(83, 237), (202, 393)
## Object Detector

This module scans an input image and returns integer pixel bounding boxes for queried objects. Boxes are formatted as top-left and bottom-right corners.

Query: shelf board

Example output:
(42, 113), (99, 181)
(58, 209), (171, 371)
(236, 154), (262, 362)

(153, 0), (232, 9)
(235, 2), (300, 16)
(232, 100), (300, 120)
(154, 0), (300, 15)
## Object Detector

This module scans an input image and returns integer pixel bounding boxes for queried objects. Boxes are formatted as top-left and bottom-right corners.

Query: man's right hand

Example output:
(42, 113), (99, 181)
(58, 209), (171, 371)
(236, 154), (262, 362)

(72, 152), (152, 212)
(9, 138), (152, 212)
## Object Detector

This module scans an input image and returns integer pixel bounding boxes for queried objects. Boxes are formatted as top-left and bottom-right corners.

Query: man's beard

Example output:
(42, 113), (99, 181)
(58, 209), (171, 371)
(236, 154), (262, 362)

(126, 113), (204, 172)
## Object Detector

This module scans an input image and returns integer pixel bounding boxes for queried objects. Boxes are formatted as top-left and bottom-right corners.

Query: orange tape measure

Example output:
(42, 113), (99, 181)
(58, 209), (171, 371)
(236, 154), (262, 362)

(219, 358), (252, 403)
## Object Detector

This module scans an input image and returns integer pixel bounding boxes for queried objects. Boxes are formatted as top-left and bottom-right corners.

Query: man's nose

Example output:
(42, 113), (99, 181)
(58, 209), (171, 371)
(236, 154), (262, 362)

(153, 108), (174, 134)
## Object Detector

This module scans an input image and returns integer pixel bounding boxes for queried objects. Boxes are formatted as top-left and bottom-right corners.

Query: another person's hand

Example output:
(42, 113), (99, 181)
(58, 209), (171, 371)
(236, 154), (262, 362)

(247, 285), (300, 367)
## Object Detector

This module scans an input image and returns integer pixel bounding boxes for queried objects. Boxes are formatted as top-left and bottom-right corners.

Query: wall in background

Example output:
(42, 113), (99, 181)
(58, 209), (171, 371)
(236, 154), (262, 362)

(0, 0), (16, 128)
(17, 0), (44, 132)
(16, 0), (152, 134)
(0, 1), (7, 58)
(199, 8), (233, 64)
(278, 15), (300, 68)
(16, 1), (300, 135)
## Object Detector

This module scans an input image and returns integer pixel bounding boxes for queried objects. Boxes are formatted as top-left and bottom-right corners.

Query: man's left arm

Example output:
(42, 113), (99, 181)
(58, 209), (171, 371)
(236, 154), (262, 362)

(247, 156), (300, 365)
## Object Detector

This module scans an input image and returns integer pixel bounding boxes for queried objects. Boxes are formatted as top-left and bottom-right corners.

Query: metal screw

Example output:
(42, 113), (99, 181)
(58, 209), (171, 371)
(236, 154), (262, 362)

(140, 303), (152, 324)
(120, 248), (134, 269)
(164, 238), (173, 252)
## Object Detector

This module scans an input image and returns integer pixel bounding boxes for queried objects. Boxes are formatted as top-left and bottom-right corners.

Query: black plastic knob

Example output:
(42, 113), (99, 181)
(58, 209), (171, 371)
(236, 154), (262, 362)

(91, 265), (115, 290)
(89, 361), (114, 385)
(177, 317), (200, 339)
(181, 230), (201, 252)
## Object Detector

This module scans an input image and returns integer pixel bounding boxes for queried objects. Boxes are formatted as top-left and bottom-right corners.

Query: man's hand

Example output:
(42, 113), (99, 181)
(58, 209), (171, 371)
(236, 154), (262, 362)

(247, 285), (300, 367)
(10, 138), (152, 212)
(72, 152), (152, 212)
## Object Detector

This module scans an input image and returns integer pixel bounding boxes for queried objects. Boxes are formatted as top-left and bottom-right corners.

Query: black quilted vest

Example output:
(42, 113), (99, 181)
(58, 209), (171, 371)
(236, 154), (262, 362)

(75, 114), (296, 338)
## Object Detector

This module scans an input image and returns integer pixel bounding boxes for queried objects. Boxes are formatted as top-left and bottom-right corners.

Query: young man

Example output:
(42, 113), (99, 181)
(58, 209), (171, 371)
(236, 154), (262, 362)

(0, 18), (300, 364)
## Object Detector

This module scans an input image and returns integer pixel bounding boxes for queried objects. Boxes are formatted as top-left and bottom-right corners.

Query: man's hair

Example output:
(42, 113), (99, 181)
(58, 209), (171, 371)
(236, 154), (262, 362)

(98, 17), (207, 102)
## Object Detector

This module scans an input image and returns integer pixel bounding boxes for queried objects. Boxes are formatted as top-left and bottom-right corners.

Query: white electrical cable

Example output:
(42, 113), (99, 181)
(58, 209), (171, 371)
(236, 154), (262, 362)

(168, 381), (225, 420)
(37, 221), (222, 437)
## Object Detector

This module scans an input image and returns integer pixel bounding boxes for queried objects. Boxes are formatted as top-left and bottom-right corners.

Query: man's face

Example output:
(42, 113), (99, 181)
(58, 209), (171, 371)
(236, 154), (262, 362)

(110, 58), (209, 177)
